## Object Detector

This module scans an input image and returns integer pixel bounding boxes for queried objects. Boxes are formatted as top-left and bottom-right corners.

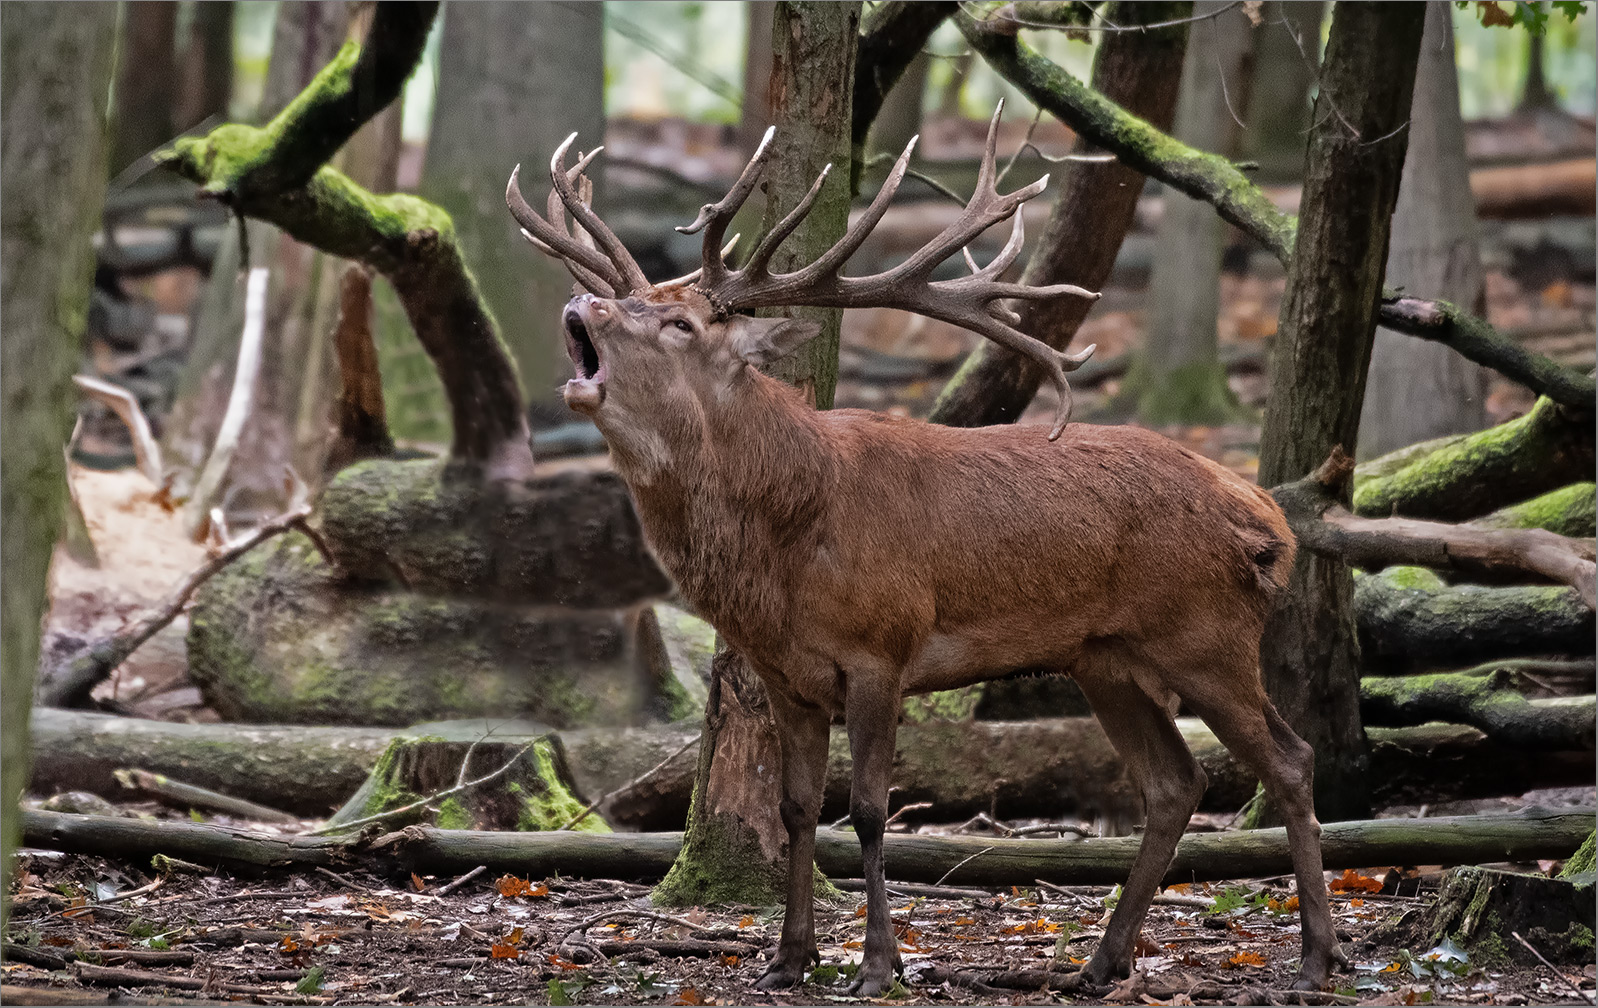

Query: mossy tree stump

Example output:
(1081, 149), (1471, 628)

(326, 736), (608, 833)
(1377, 864), (1595, 966)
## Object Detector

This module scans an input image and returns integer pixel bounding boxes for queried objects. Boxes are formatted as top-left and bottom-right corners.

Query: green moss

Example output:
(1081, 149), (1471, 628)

(653, 810), (787, 907)
(1132, 359), (1248, 427)
(514, 741), (610, 833)
(1374, 566), (1447, 592)
(1475, 483), (1597, 537)
(1560, 831), (1596, 878)
(902, 686), (981, 724)
(434, 795), (472, 830)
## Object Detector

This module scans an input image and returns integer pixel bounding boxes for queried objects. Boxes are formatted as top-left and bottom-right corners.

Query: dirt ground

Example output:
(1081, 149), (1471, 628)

(5, 833), (1594, 1007)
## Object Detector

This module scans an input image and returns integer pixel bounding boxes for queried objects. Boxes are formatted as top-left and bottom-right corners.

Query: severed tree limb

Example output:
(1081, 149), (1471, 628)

(1277, 447), (1597, 608)
(323, 265), (395, 477)
(156, 4), (532, 479)
(953, 7), (1595, 412)
(72, 376), (163, 486)
(20, 805), (1594, 886)
(34, 503), (312, 708)
(112, 768), (300, 825)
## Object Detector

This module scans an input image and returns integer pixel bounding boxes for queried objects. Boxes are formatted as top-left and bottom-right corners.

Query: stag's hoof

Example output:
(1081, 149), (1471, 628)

(1058, 954), (1123, 993)
(846, 968), (897, 998)
(754, 949), (813, 991)
(1291, 942), (1348, 990)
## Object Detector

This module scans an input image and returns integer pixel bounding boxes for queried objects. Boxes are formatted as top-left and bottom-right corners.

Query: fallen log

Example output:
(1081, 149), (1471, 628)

(1361, 672), (1595, 751)
(1277, 448), (1597, 607)
(1354, 567), (1594, 669)
(21, 806), (1593, 887)
(31, 709), (1594, 829)
(1352, 398), (1596, 523)
(1472, 483), (1597, 538)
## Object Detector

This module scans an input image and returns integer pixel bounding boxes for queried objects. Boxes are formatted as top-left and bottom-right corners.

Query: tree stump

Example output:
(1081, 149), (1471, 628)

(325, 736), (607, 833)
(1375, 864), (1595, 966)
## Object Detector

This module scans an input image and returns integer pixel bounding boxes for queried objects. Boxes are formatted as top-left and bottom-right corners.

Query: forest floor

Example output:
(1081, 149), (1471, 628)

(5, 832), (1595, 1007)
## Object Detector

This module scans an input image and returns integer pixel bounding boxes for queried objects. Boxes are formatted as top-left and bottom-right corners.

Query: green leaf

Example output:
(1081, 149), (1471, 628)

(548, 979), (574, 1006)
(295, 966), (327, 994)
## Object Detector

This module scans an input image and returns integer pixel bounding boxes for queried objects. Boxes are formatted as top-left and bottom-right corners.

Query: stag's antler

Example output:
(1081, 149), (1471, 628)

(671, 100), (1099, 438)
(507, 101), (1100, 437)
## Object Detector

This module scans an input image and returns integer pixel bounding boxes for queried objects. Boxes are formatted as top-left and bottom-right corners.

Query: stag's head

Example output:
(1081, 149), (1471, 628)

(506, 102), (1100, 442)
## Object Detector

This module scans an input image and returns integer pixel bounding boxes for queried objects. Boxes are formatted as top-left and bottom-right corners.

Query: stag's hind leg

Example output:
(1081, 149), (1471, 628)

(1179, 682), (1347, 990)
(1071, 673), (1208, 989)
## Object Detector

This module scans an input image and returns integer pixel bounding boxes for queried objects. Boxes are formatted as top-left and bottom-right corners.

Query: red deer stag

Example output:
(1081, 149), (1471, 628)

(506, 105), (1345, 997)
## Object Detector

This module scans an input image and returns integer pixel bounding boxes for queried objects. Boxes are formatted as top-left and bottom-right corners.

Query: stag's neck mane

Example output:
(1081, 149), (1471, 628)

(621, 366), (837, 638)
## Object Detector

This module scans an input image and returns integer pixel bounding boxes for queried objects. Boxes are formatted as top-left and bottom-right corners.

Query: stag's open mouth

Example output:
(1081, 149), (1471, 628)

(562, 307), (607, 411)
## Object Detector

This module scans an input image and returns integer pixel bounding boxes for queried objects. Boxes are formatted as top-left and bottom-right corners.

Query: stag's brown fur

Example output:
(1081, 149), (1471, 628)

(509, 113), (1345, 995)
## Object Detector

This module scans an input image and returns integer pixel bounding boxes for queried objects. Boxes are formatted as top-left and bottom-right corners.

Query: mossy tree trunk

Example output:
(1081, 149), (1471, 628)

(176, 1), (235, 134)
(1256, 1), (1427, 823)
(931, 1), (1189, 427)
(1360, 2), (1489, 459)
(420, 1), (604, 424)
(657, 0), (859, 908)
(0, 0), (118, 931)
(1127, 0), (1257, 426)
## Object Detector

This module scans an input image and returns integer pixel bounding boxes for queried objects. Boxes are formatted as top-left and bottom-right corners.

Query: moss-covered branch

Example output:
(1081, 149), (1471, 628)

(156, 6), (532, 477)
(1381, 296), (1596, 411)
(1361, 670), (1595, 751)
(186, 2), (437, 202)
(1473, 483), (1597, 538)
(1276, 449), (1597, 607)
(1353, 397), (1596, 522)
(954, 7), (1596, 412)
(956, 6), (1296, 261)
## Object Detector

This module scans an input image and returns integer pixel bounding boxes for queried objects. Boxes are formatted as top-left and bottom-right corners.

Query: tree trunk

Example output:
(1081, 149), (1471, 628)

(176, 0), (235, 134)
(931, 1), (1189, 427)
(21, 806), (1593, 888)
(1360, 2), (1489, 459)
(865, 51), (928, 172)
(1256, 1), (1427, 822)
(159, 1), (349, 506)
(1129, 0), (1256, 425)
(420, 1), (604, 423)
(0, 0), (119, 932)
(1240, 1), (1326, 183)
(658, 4), (859, 907)
(740, 1), (777, 155)
(1378, 865), (1595, 967)
(109, 1), (178, 176)
(852, 2), (956, 192)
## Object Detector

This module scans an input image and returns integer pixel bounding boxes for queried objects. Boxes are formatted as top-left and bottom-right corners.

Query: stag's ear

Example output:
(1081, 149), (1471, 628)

(725, 315), (820, 367)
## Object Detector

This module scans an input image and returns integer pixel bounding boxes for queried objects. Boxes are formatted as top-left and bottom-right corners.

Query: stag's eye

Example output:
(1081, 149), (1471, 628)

(672, 319), (693, 333)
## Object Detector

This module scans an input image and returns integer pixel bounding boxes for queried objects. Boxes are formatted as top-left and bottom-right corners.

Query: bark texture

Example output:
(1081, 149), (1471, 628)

(932, 1), (1189, 427)
(421, 0), (604, 417)
(1255, 1), (1427, 822)
(0, 0), (118, 930)
(109, 1), (178, 175)
(1360, 2), (1489, 459)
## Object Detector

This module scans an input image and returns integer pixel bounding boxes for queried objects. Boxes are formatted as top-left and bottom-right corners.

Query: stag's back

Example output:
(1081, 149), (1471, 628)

(804, 414), (1294, 691)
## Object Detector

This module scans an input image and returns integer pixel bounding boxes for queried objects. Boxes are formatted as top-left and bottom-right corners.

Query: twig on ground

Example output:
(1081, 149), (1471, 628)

(884, 801), (935, 829)
(935, 845), (997, 886)
(305, 741), (535, 836)
(560, 734), (699, 831)
(437, 865), (488, 896)
(114, 768), (300, 825)
(559, 908), (722, 947)
(36, 501), (313, 707)
(1512, 929), (1593, 1003)
(313, 866), (375, 893)
(832, 878), (997, 901)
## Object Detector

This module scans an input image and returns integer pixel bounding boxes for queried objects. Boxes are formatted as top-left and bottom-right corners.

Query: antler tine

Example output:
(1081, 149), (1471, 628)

(743, 164), (832, 279)
(973, 98), (1005, 197)
(507, 163), (623, 294)
(967, 197), (1028, 281)
(548, 133), (650, 294)
(521, 227), (616, 296)
(801, 135), (918, 281)
(959, 311), (1094, 440)
(677, 126), (775, 285)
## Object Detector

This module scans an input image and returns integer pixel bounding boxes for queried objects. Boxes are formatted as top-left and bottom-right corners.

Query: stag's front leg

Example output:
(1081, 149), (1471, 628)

(754, 692), (831, 991)
(843, 672), (904, 998)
